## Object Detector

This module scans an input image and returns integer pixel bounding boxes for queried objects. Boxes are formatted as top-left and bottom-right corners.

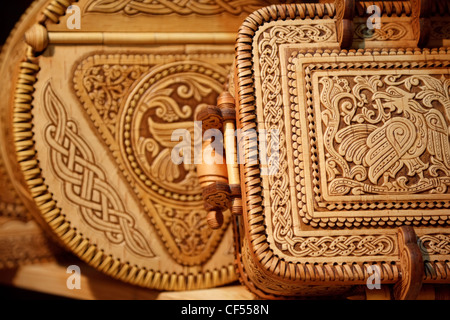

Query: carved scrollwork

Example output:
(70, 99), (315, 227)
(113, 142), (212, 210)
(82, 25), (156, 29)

(79, 64), (151, 133)
(320, 74), (450, 196)
(155, 204), (213, 257)
(286, 53), (450, 229)
(265, 25), (334, 44)
(74, 55), (231, 265)
(272, 234), (396, 257)
(122, 61), (226, 199)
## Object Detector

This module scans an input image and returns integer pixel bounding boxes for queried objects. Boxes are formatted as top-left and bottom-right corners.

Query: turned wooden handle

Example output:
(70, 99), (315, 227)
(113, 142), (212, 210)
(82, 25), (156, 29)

(218, 92), (243, 216)
(195, 105), (230, 230)
(195, 95), (242, 229)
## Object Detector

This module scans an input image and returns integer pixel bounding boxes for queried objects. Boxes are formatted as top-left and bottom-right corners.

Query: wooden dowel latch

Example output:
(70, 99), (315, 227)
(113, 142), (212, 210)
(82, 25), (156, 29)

(195, 92), (242, 230)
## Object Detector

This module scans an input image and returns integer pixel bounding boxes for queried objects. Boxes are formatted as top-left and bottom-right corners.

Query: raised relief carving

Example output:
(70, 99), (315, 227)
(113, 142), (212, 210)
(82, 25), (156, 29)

(241, 238), (354, 298)
(320, 74), (450, 196)
(79, 63), (151, 134)
(419, 234), (450, 255)
(354, 23), (408, 41)
(262, 24), (334, 45)
(123, 64), (217, 196)
(86, 0), (269, 15)
(74, 55), (231, 265)
(272, 233), (397, 258)
(233, 3), (450, 299)
(155, 204), (213, 257)
(256, 21), (337, 243)
(43, 82), (155, 258)
(254, 47), (450, 260)
(287, 53), (450, 229)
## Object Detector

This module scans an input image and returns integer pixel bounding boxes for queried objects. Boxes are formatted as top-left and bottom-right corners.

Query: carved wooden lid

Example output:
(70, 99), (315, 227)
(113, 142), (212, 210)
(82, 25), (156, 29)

(1, 0), (297, 291)
(233, 2), (450, 298)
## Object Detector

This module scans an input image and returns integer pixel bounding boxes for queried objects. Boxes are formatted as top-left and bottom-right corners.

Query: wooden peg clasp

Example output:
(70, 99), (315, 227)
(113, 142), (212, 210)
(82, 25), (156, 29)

(195, 105), (230, 230)
(394, 226), (424, 300)
(336, 0), (355, 49)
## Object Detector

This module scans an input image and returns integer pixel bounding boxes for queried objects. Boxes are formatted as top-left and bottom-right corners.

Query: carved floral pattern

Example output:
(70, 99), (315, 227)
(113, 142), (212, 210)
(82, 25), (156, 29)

(80, 64), (150, 134)
(74, 55), (231, 265)
(255, 30), (450, 256)
(155, 204), (213, 257)
(123, 61), (226, 198)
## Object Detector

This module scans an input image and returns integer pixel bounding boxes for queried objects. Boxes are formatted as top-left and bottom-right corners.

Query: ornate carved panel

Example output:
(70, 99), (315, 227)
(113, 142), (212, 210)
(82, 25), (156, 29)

(233, 3), (450, 299)
(72, 53), (232, 265)
(258, 49), (450, 259)
(19, 46), (237, 289)
(48, 0), (299, 33)
(4, 0), (450, 299)
(43, 82), (156, 258)
(290, 58), (450, 228)
(4, 0), (250, 292)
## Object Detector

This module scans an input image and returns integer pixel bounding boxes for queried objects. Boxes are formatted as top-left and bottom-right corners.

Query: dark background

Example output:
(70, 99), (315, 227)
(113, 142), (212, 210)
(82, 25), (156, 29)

(0, 1), (69, 300)
(1, 1), (35, 45)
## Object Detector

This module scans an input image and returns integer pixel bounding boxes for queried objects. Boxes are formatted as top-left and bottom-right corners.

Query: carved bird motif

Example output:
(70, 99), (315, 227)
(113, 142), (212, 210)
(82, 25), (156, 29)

(139, 117), (201, 192)
(335, 79), (450, 187)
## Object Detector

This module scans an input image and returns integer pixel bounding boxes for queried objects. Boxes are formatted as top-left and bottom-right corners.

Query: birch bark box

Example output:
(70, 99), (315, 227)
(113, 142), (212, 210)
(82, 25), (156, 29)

(0, 0), (295, 291)
(218, 0), (450, 299)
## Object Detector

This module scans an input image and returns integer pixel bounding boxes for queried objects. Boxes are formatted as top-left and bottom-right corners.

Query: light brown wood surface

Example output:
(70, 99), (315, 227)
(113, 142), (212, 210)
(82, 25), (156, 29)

(0, 260), (255, 300)
(1, 0), (450, 301)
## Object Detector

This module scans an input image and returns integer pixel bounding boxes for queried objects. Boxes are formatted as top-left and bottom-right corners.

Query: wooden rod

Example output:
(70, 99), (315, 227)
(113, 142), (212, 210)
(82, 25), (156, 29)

(47, 32), (237, 45)
(223, 122), (239, 186)
(218, 92), (240, 187)
(218, 92), (242, 216)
